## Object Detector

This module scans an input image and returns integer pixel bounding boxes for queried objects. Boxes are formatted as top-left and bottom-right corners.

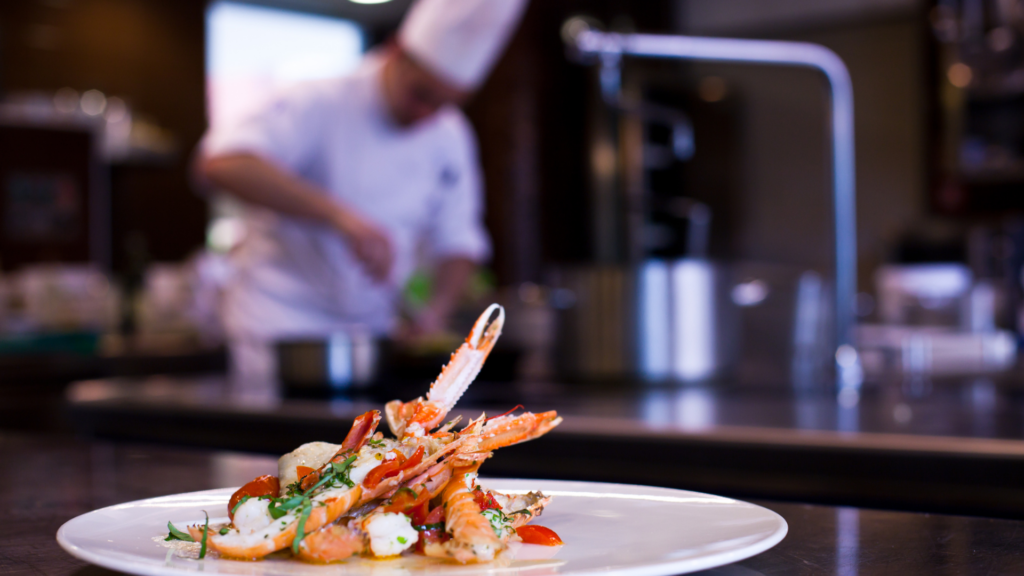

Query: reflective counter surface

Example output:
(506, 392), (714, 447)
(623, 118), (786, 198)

(7, 433), (1024, 576)
(66, 374), (1024, 518)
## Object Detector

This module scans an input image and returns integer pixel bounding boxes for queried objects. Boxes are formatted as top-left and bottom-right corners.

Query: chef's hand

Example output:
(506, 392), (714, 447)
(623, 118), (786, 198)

(331, 207), (394, 283)
(393, 306), (449, 347)
(407, 306), (446, 338)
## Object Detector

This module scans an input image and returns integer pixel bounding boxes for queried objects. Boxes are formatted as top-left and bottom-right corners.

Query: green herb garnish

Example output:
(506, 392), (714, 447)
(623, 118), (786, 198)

(230, 496), (251, 515)
(268, 495), (305, 519)
(367, 439), (385, 448)
(199, 511), (210, 559)
(510, 509), (533, 518)
(300, 455), (357, 496)
(291, 497), (313, 555)
(397, 536), (407, 544)
(481, 508), (512, 538)
(394, 487), (418, 499)
(164, 522), (194, 542)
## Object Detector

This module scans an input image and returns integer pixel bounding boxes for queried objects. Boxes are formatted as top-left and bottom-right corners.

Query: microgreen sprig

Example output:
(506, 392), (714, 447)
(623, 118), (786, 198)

(198, 511), (210, 559)
(164, 522), (194, 542)
(302, 456), (357, 495)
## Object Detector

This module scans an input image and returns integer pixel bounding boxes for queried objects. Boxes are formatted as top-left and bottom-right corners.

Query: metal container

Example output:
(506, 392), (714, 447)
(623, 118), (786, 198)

(554, 261), (831, 384)
(276, 332), (378, 393)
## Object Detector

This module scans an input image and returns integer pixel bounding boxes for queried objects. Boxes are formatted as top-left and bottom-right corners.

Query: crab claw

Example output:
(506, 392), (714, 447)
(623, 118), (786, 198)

(386, 304), (505, 438)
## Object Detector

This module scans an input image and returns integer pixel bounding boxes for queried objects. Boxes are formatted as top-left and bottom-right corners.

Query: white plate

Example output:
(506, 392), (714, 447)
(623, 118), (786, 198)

(57, 479), (787, 576)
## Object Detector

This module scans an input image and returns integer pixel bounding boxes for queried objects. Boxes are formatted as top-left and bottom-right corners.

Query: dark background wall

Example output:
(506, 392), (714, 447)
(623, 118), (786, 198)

(1, 0), (681, 285)
(678, 0), (929, 288)
(0, 0), (210, 271)
(1, 0), (924, 289)
(467, 0), (681, 283)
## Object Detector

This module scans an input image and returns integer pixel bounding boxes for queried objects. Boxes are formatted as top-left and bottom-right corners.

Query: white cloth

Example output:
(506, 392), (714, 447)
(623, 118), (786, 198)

(202, 54), (491, 359)
(400, 0), (529, 90)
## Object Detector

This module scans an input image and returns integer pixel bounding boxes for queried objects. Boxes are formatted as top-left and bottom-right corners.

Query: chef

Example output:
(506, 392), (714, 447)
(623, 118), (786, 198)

(198, 0), (529, 385)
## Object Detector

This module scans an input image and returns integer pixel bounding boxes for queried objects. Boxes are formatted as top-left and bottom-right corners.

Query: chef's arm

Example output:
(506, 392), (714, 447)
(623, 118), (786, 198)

(199, 153), (394, 282)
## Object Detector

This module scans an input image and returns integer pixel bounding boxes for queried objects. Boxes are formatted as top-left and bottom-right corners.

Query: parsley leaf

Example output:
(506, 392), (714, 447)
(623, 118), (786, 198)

(268, 495), (305, 519)
(230, 495), (251, 515)
(164, 522), (194, 542)
(397, 536), (407, 544)
(284, 480), (301, 497)
(291, 498), (313, 555)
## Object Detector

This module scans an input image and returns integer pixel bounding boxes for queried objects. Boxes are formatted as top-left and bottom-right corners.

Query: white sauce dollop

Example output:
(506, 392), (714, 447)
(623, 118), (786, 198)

(365, 512), (418, 557)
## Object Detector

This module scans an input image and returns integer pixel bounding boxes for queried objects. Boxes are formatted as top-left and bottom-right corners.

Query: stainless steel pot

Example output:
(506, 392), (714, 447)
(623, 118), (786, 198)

(276, 332), (378, 393)
(553, 260), (832, 384)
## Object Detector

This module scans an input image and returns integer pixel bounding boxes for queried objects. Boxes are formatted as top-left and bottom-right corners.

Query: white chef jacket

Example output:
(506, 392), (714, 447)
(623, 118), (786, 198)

(202, 53), (491, 345)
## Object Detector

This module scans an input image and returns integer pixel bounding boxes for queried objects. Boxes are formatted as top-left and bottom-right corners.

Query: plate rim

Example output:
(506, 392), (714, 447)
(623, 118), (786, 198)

(57, 479), (788, 576)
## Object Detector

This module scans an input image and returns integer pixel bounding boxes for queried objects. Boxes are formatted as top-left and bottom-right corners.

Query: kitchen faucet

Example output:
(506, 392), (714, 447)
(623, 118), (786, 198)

(565, 21), (860, 390)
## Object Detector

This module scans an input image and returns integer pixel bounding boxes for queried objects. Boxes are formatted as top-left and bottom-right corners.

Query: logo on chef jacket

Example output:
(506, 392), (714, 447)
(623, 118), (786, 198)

(440, 166), (460, 189)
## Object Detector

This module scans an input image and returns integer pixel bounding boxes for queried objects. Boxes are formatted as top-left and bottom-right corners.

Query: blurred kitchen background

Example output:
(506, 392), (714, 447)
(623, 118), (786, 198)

(5, 0), (1024, 431)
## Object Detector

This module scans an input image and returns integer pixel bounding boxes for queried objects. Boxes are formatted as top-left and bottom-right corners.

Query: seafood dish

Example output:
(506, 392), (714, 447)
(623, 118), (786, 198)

(165, 304), (563, 564)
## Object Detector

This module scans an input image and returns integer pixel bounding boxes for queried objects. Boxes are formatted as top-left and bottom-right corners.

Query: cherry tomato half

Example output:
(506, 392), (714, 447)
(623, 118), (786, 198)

(423, 504), (445, 525)
(227, 475), (280, 520)
(363, 446), (425, 489)
(381, 485), (431, 522)
(516, 525), (563, 546)
(472, 489), (502, 512)
(414, 526), (449, 552)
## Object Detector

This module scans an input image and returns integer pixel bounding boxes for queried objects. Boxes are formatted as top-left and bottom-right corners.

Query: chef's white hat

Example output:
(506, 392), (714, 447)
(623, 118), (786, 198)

(399, 0), (529, 91)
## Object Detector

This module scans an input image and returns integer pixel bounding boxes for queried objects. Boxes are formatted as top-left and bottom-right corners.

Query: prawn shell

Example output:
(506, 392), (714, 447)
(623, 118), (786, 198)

(296, 525), (365, 563)
(438, 463), (504, 564)
(194, 486), (363, 561)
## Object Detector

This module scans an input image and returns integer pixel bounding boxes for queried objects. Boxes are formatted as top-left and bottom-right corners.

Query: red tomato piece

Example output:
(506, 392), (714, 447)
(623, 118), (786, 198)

(380, 486), (431, 519)
(472, 489), (502, 511)
(413, 504), (447, 552)
(363, 446), (425, 489)
(362, 450), (407, 489)
(414, 527), (446, 552)
(423, 504), (445, 525)
(516, 525), (563, 546)
(227, 475), (280, 520)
